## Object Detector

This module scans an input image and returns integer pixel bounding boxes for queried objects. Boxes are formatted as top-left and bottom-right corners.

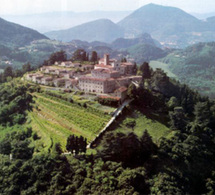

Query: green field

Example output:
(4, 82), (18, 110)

(149, 60), (177, 78)
(29, 92), (111, 152)
(112, 108), (173, 144)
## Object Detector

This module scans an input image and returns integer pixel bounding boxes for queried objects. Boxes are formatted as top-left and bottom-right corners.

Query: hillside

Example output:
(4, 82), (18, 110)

(45, 19), (124, 43)
(118, 4), (215, 48)
(126, 44), (167, 63)
(159, 42), (215, 98)
(28, 90), (114, 151)
(0, 17), (48, 47)
(111, 33), (160, 49)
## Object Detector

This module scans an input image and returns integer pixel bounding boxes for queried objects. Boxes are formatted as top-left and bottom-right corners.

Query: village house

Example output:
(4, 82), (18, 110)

(61, 61), (73, 67)
(26, 73), (36, 81)
(32, 74), (44, 84)
(53, 78), (67, 87)
(41, 77), (53, 85)
(79, 77), (116, 93)
(91, 69), (120, 79)
(114, 86), (128, 102)
(65, 79), (78, 89)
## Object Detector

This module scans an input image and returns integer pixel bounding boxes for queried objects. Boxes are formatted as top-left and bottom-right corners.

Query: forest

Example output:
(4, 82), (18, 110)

(0, 62), (215, 194)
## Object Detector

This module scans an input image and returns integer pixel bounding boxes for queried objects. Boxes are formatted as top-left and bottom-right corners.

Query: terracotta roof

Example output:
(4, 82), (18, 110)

(95, 64), (113, 69)
(79, 77), (107, 82)
(121, 62), (134, 66)
(99, 95), (120, 101)
(115, 86), (127, 93)
(92, 69), (118, 74)
(42, 77), (53, 81)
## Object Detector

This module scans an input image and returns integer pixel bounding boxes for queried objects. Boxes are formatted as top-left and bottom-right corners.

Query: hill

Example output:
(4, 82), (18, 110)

(118, 4), (215, 48)
(45, 19), (124, 43)
(159, 42), (215, 98)
(126, 44), (167, 63)
(111, 33), (160, 49)
(0, 17), (48, 47)
(2, 10), (132, 33)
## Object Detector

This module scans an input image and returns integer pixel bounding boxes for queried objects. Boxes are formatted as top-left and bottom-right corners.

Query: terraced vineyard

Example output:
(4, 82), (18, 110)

(29, 92), (111, 152)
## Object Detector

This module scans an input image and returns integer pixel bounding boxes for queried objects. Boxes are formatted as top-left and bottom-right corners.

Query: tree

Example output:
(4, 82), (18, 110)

(0, 139), (11, 155)
(11, 140), (34, 160)
(140, 130), (156, 161)
(72, 49), (87, 61)
(4, 66), (13, 79)
(90, 51), (98, 62)
(22, 63), (32, 73)
(66, 135), (87, 154)
(140, 62), (151, 79)
(66, 135), (75, 154)
(48, 50), (67, 65)
(54, 143), (63, 155)
(194, 101), (212, 128)
(121, 58), (127, 62)
(124, 118), (136, 130)
(169, 107), (187, 131)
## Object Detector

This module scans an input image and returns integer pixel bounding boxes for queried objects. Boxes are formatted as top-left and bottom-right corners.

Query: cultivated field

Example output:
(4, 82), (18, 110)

(29, 92), (111, 152)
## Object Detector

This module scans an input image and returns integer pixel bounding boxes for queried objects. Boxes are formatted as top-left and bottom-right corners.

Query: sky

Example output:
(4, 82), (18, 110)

(0, 0), (215, 15)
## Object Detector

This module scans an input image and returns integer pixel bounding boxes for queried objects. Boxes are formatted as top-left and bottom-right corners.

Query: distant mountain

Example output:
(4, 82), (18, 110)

(1, 10), (132, 33)
(111, 33), (160, 49)
(0, 17), (48, 47)
(118, 4), (215, 48)
(159, 42), (215, 98)
(45, 19), (124, 43)
(190, 12), (215, 20)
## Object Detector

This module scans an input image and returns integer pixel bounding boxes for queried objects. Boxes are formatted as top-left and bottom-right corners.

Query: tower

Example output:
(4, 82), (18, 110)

(104, 54), (109, 65)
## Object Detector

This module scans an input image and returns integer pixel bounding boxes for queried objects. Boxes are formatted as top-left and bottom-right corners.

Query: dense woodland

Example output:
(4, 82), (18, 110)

(0, 62), (215, 194)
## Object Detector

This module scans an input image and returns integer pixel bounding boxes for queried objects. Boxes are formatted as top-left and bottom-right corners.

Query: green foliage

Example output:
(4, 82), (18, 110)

(90, 51), (98, 62)
(161, 42), (215, 98)
(97, 131), (156, 167)
(44, 50), (67, 65)
(97, 96), (120, 107)
(66, 135), (87, 155)
(123, 118), (136, 130)
(0, 80), (33, 126)
(72, 49), (87, 61)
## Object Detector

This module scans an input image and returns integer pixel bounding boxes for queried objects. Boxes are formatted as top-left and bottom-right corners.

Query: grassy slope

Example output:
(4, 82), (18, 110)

(111, 107), (172, 144)
(29, 92), (111, 152)
(149, 60), (177, 78)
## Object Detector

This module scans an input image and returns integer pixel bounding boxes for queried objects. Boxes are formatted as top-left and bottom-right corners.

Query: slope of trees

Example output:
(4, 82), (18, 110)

(0, 64), (215, 194)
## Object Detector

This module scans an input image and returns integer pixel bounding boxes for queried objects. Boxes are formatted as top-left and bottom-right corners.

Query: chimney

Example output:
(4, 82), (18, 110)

(104, 54), (109, 65)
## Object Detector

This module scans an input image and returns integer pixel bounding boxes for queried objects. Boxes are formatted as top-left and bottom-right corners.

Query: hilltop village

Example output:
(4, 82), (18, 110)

(26, 54), (142, 101)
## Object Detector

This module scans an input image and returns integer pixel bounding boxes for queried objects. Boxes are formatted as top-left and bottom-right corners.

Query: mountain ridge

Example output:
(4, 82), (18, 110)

(0, 17), (48, 47)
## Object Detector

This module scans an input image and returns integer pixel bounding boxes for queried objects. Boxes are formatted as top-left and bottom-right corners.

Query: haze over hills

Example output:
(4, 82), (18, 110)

(0, 17), (48, 47)
(45, 19), (124, 43)
(44, 4), (215, 48)
(1, 10), (132, 33)
(118, 3), (215, 48)
(190, 12), (215, 20)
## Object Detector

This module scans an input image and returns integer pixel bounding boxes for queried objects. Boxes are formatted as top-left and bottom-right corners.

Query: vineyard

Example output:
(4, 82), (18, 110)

(29, 92), (111, 152)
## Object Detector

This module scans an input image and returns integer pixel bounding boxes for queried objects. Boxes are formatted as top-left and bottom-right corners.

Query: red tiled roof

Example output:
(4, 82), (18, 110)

(115, 86), (127, 93)
(99, 95), (120, 101)
(121, 62), (134, 66)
